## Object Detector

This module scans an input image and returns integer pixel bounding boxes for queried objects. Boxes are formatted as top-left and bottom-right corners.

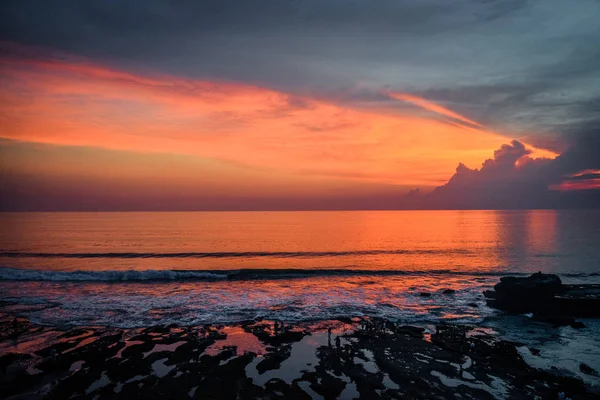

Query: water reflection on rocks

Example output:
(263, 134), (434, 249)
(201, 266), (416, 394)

(0, 316), (597, 399)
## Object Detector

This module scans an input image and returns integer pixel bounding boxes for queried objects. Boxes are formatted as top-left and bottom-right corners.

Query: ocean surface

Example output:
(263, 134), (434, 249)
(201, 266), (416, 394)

(1, 210), (600, 328)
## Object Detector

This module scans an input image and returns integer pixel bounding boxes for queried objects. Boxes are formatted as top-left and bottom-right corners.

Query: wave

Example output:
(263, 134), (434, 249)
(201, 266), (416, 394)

(0, 249), (472, 259)
(0, 267), (521, 282)
(0, 268), (227, 282)
(1, 266), (597, 283)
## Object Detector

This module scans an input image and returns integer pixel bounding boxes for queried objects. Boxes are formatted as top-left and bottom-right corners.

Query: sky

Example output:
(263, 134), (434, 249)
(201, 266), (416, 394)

(1, 0), (599, 210)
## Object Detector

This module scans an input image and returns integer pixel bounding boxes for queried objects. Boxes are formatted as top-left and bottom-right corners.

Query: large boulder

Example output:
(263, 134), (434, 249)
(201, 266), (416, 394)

(485, 272), (562, 313)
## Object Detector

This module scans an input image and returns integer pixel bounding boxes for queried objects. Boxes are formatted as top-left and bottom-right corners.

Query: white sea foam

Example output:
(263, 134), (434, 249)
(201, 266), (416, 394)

(0, 267), (227, 281)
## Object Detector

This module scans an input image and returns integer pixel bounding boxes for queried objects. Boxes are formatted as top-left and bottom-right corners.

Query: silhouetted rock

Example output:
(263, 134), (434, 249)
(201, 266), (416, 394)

(531, 314), (574, 327)
(485, 273), (600, 318)
(442, 289), (456, 295)
(570, 321), (586, 329)
(419, 292), (431, 297)
(1, 315), (598, 399)
(529, 348), (541, 356)
(467, 303), (478, 308)
(485, 272), (562, 313)
(394, 325), (425, 338)
(555, 284), (600, 317)
(580, 363), (598, 376)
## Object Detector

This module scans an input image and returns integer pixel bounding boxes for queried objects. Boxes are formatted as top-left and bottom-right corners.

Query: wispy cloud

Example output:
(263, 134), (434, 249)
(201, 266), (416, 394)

(386, 91), (483, 129)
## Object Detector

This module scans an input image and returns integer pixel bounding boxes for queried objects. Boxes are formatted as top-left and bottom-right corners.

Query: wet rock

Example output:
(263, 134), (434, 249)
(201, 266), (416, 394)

(244, 323), (307, 346)
(301, 369), (347, 399)
(0, 352), (38, 398)
(431, 325), (468, 352)
(486, 273), (600, 317)
(0, 367), (44, 398)
(532, 314), (575, 327)
(485, 272), (562, 313)
(256, 345), (292, 373)
(419, 292), (431, 297)
(266, 378), (312, 400)
(2, 317), (599, 400)
(580, 363), (598, 376)
(0, 352), (32, 369)
(395, 325), (425, 338)
(570, 321), (586, 329)
(555, 284), (600, 317)
(442, 289), (456, 295)
(468, 302), (479, 307)
(529, 348), (541, 356)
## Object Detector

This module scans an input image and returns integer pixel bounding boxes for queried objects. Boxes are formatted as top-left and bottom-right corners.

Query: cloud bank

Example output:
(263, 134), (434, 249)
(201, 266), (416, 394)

(403, 134), (600, 209)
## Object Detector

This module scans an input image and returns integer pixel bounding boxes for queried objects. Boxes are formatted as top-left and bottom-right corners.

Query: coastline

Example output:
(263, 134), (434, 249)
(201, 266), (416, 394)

(2, 314), (598, 399)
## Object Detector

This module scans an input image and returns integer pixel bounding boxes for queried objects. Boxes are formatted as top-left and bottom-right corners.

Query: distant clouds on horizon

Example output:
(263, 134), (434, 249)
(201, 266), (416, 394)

(1, 0), (599, 210)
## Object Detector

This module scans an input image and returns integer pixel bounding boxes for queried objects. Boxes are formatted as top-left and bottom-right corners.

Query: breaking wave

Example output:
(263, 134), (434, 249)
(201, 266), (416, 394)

(0, 267), (524, 282)
(1, 265), (597, 283)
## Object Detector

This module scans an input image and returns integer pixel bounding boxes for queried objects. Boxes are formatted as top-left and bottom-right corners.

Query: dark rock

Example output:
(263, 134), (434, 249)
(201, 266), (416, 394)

(570, 321), (586, 329)
(442, 289), (456, 295)
(532, 314), (575, 327)
(529, 348), (541, 356)
(420, 292), (431, 297)
(485, 272), (562, 313)
(580, 363), (598, 376)
(0, 352), (32, 369)
(486, 273), (600, 317)
(256, 345), (292, 373)
(1, 317), (597, 400)
(395, 325), (425, 338)
(243, 322), (307, 346)
(555, 284), (600, 317)
(468, 303), (478, 308)
(431, 325), (468, 351)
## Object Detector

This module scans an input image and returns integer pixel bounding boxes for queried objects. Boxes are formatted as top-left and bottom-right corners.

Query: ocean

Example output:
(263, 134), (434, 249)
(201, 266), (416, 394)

(1, 210), (600, 328)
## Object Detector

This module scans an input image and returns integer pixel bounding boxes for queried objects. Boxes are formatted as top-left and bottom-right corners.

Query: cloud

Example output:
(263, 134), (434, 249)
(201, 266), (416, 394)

(2, 47), (546, 192)
(1, 0), (599, 149)
(551, 169), (600, 191)
(386, 92), (484, 129)
(406, 133), (600, 209)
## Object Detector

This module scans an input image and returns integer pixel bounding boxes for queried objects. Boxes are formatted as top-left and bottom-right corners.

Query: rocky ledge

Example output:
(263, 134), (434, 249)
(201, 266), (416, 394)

(484, 272), (600, 318)
(1, 316), (598, 399)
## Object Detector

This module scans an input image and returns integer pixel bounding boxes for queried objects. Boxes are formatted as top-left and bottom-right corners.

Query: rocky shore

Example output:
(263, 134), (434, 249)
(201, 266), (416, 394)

(1, 314), (598, 399)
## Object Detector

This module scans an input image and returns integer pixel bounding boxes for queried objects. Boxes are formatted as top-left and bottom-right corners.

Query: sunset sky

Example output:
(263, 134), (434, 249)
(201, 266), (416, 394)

(1, 0), (599, 210)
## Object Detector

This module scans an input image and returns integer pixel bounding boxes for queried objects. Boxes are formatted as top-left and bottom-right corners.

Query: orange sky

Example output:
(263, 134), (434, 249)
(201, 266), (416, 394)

(0, 53), (557, 203)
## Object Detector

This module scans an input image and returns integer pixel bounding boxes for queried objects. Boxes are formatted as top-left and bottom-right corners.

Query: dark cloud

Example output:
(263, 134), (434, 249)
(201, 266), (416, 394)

(553, 129), (600, 175)
(2, 1), (599, 115)
(563, 172), (600, 182)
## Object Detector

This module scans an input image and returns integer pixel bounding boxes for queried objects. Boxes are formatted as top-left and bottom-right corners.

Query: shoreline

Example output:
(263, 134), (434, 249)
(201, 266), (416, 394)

(1, 315), (599, 399)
